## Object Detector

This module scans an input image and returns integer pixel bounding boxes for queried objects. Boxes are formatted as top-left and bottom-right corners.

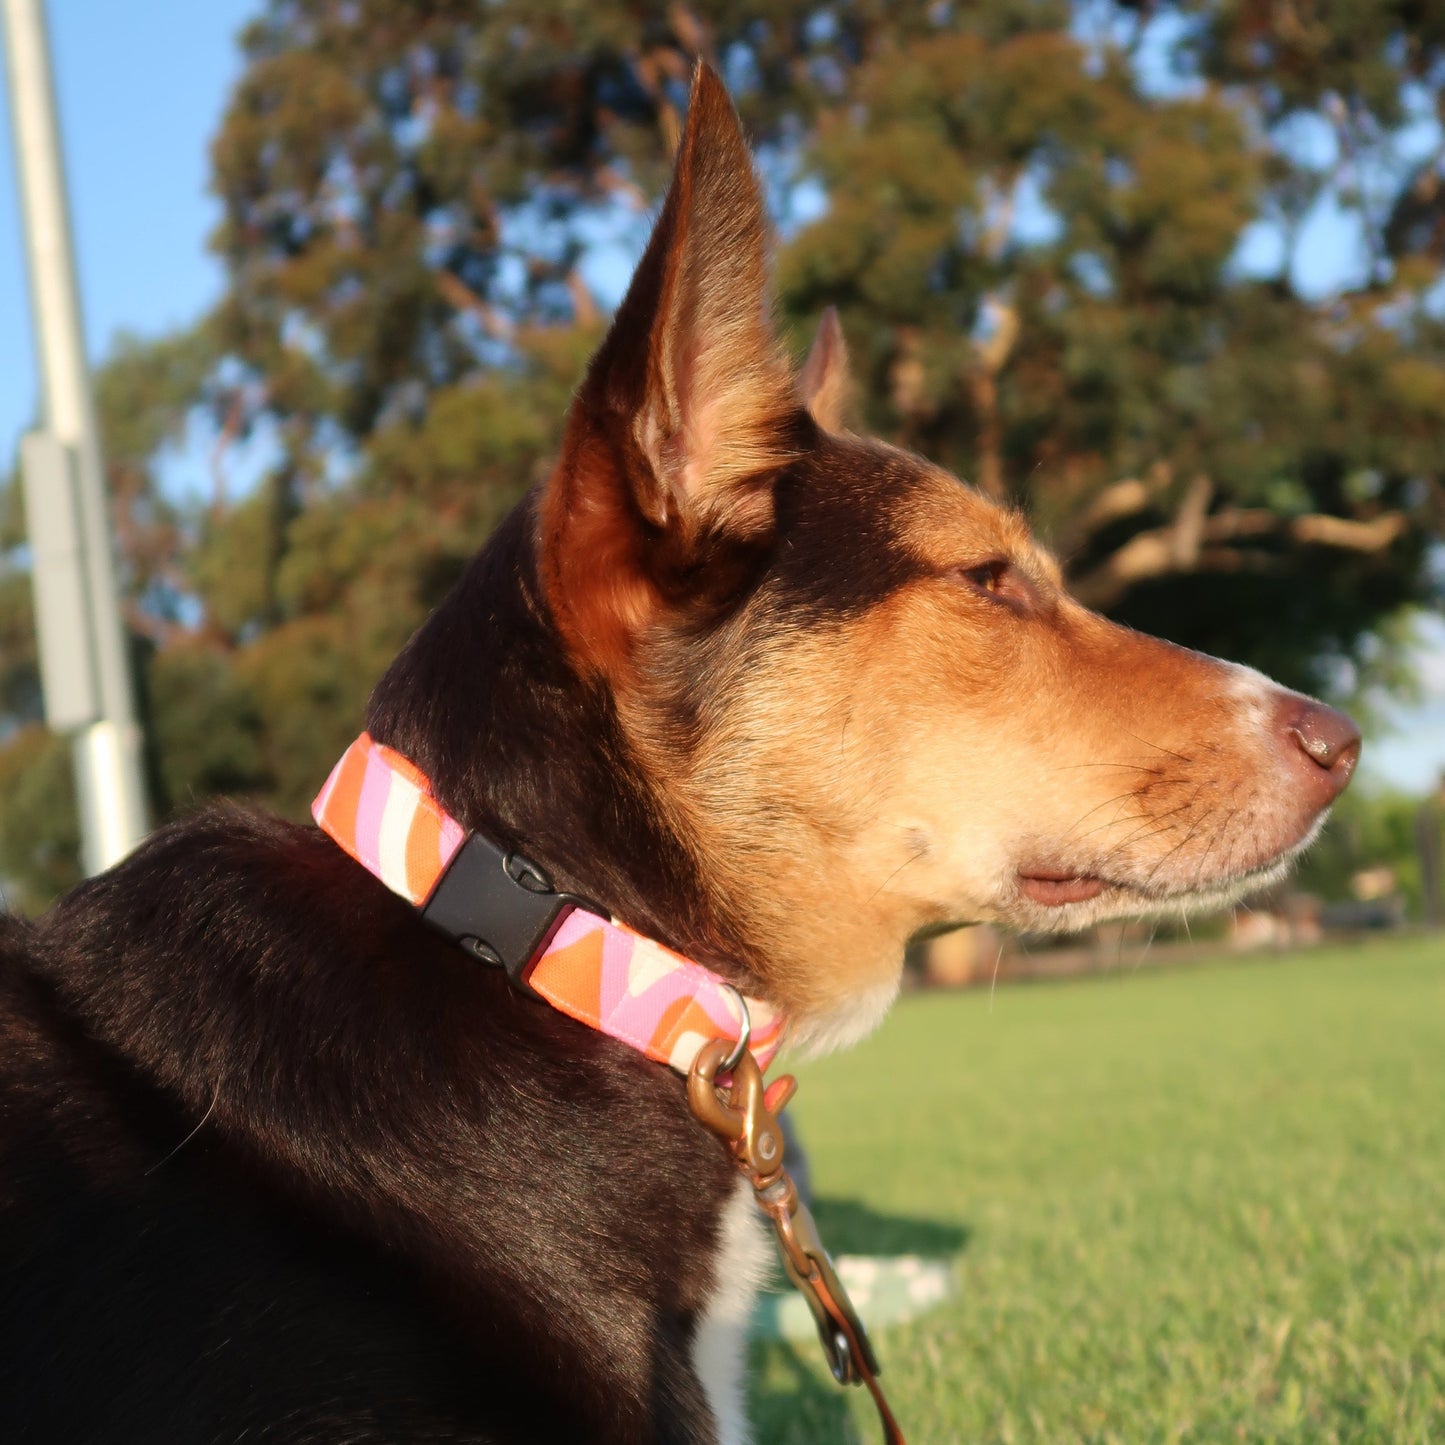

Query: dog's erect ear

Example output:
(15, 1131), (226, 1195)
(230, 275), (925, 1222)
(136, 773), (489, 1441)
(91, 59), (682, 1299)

(579, 62), (794, 536)
(798, 307), (851, 432)
(541, 65), (799, 670)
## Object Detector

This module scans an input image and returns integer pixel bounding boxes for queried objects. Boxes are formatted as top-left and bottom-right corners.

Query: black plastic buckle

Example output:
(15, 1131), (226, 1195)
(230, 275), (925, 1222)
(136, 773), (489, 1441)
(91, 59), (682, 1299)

(420, 833), (575, 994)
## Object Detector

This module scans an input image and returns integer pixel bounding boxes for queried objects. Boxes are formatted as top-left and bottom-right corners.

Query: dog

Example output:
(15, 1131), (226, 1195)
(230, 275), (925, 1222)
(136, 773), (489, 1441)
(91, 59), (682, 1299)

(0, 64), (1358, 1444)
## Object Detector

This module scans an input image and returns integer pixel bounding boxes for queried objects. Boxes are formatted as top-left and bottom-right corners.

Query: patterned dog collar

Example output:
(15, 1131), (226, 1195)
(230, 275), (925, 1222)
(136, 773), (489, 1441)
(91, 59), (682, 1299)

(313, 733), (785, 1074)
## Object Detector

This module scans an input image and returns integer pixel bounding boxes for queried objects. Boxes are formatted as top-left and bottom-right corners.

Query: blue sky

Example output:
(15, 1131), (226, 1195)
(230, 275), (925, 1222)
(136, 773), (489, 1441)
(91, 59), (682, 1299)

(2, 2), (1442, 793)
(0, 2), (253, 433)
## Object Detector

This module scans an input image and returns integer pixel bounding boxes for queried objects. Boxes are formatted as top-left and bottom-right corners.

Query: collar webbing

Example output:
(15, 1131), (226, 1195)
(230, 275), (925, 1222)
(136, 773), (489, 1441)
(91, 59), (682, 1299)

(313, 733), (785, 1075)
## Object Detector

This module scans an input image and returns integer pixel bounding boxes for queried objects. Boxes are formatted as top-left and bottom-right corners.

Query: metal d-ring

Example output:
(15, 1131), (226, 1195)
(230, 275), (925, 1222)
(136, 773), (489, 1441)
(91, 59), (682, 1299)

(717, 983), (752, 1074)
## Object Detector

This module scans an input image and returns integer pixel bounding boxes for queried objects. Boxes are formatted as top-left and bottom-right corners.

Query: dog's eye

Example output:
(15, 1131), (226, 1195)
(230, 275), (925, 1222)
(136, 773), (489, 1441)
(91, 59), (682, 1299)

(948, 559), (1035, 613)
(957, 560), (1010, 597)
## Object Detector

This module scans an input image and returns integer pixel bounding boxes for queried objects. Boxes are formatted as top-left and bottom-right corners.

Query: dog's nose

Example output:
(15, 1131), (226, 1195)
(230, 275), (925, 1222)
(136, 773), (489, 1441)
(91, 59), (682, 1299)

(1279, 697), (1361, 806)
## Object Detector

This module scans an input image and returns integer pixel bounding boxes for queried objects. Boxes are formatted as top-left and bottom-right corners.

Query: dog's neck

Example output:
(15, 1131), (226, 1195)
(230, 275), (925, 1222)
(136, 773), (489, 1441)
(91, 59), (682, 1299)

(364, 496), (764, 997)
(311, 728), (788, 1072)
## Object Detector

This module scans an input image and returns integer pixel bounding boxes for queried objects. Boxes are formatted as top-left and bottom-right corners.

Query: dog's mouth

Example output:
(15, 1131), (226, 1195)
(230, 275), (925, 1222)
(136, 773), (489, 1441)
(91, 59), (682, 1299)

(1014, 833), (1316, 918)
(1016, 869), (1109, 906)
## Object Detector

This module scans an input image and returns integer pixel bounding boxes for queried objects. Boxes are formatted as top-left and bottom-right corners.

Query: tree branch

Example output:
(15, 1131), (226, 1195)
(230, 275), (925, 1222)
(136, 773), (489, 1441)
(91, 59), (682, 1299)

(966, 295), (1019, 502)
(210, 386), (255, 517)
(1289, 512), (1408, 549)
(1070, 506), (1407, 610)
(1054, 461), (1173, 559)
(1170, 473), (1213, 567)
(566, 268), (601, 329)
(435, 271), (514, 341)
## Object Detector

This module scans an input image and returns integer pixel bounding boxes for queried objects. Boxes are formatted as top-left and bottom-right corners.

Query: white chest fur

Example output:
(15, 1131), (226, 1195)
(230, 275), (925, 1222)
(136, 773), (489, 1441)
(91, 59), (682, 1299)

(692, 1177), (772, 1445)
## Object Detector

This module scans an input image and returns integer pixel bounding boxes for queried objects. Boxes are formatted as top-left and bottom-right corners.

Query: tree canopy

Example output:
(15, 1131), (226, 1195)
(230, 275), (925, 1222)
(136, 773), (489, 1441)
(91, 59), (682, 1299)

(2, 0), (1442, 909)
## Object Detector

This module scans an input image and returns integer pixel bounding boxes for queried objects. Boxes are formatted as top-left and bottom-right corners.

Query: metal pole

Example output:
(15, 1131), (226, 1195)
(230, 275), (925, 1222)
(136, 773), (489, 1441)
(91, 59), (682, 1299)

(3, 0), (149, 873)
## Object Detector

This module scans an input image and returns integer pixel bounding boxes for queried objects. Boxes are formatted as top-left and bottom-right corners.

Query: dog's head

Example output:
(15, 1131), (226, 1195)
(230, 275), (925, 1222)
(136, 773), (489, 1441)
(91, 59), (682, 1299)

(420, 67), (1359, 1048)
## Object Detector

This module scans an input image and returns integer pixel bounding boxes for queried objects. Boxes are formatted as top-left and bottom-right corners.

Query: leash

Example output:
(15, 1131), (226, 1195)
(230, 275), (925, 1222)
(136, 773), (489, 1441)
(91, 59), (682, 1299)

(688, 1036), (906, 1445)
(313, 732), (905, 1443)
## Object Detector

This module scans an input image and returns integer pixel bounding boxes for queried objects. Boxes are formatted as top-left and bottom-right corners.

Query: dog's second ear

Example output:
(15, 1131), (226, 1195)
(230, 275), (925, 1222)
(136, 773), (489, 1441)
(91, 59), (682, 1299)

(799, 307), (851, 432)
(541, 64), (799, 671)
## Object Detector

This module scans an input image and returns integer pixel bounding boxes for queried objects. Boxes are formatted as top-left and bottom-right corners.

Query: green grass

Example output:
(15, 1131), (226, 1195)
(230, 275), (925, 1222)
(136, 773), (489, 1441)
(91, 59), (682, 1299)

(749, 937), (1445, 1443)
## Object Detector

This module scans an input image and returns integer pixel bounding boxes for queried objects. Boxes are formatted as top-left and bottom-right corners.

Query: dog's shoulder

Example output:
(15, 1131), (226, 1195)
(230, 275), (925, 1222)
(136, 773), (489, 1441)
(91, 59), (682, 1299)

(0, 816), (532, 1441)
(0, 809), (736, 1443)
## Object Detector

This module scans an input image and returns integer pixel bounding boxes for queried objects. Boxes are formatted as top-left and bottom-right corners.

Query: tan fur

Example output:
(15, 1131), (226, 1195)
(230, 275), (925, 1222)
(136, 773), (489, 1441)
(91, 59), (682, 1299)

(541, 65), (1355, 1047)
(610, 443), (1350, 1046)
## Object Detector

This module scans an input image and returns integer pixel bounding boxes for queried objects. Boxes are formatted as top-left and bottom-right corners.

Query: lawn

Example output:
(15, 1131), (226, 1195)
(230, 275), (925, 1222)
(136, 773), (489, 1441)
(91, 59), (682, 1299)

(749, 936), (1445, 1444)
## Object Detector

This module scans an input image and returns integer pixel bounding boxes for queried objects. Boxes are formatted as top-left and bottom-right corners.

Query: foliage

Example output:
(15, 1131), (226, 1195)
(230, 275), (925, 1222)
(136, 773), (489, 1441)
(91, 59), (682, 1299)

(2, 0), (1443, 906)
(779, 12), (1443, 686)
(1294, 782), (1437, 916)
(0, 726), (79, 913)
(753, 938), (1445, 1442)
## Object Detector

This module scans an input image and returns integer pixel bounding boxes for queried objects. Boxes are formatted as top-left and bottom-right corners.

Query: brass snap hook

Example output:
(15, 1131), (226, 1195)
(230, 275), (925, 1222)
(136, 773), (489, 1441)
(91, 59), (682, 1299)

(687, 1037), (796, 1185)
(686, 1036), (748, 1143)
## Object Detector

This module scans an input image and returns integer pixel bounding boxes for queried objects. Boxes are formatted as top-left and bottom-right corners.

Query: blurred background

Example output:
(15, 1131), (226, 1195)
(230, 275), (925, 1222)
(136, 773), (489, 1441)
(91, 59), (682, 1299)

(1, 2), (1443, 924)
(2, 6), (1444, 1440)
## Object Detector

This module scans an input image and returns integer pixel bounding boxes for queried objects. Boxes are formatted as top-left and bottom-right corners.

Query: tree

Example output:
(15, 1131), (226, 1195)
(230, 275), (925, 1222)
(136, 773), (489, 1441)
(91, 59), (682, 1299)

(1294, 782), (1437, 919)
(198, 0), (1445, 693)
(2, 0), (1441, 908)
(780, 11), (1442, 689)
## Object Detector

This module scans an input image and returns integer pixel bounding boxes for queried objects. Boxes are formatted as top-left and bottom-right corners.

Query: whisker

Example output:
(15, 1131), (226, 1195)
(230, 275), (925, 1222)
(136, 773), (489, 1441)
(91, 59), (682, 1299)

(1050, 761), (1164, 774)
(1131, 919), (1160, 976)
(867, 844), (929, 903)
(1065, 790), (1147, 839)
(1190, 805), (1238, 894)
(1088, 795), (1199, 858)
(1088, 809), (1185, 855)
(1140, 807), (1214, 890)
(144, 1089), (219, 1177)
(1120, 728), (1192, 765)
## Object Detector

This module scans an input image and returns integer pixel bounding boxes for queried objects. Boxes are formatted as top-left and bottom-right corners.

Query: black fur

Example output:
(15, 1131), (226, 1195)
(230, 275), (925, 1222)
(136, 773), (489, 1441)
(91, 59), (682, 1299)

(0, 500), (748, 1443)
(0, 374), (945, 1440)
(0, 60), (950, 1440)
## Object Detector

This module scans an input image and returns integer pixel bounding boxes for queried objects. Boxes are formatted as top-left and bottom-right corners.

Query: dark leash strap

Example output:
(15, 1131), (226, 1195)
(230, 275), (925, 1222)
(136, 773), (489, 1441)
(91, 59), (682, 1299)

(688, 1039), (908, 1445)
